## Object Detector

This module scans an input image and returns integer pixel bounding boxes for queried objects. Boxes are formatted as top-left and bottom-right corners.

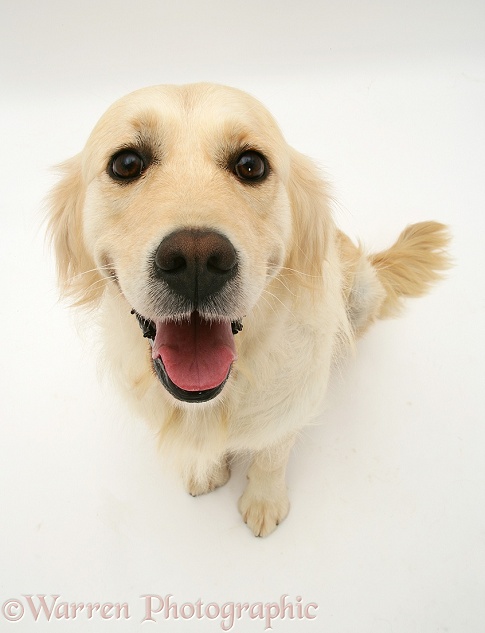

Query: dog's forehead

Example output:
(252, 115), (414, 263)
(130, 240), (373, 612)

(122, 83), (274, 125)
(87, 83), (284, 153)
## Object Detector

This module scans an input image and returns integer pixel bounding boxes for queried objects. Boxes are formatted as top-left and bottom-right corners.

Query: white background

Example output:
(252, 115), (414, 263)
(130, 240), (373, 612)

(1, 1), (484, 631)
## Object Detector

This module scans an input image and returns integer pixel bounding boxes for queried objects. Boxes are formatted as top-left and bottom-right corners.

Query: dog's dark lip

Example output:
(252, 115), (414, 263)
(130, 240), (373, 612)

(131, 309), (157, 339)
(152, 355), (228, 403)
(130, 309), (243, 403)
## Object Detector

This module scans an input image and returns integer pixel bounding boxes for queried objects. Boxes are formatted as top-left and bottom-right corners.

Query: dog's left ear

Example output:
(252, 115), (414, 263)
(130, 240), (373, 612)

(285, 148), (334, 281)
(47, 154), (102, 307)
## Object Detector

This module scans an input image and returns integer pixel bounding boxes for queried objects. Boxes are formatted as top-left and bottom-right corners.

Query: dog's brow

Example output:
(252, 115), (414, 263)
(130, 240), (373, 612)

(129, 110), (161, 134)
(215, 123), (266, 161)
(108, 114), (165, 159)
(127, 111), (165, 147)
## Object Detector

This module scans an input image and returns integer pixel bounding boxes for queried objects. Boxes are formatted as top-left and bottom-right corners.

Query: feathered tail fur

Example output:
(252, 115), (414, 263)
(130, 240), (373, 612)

(338, 221), (451, 336)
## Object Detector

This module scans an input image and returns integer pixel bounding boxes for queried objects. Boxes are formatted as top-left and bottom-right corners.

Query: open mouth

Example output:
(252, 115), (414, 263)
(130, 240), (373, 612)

(132, 310), (243, 403)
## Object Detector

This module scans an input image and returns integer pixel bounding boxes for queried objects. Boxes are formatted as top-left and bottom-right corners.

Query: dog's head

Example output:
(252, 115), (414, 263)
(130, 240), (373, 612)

(48, 83), (331, 403)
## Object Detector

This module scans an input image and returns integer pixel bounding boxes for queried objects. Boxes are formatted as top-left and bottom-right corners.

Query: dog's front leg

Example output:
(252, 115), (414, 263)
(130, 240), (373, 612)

(184, 456), (231, 497)
(238, 435), (295, 537)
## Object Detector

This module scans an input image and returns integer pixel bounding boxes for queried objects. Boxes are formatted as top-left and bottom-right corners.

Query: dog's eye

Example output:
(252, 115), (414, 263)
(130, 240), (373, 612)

(109, 150), (145, 181)
(233, 151), (268, 183)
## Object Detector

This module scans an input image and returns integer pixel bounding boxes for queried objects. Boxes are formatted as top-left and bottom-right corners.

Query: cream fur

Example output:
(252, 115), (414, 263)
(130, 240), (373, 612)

(47, 83), (450, 536)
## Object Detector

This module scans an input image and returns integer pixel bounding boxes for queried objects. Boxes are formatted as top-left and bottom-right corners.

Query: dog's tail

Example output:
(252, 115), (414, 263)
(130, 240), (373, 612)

(370, 221), (451, 318)
(339, 222), (451, 336)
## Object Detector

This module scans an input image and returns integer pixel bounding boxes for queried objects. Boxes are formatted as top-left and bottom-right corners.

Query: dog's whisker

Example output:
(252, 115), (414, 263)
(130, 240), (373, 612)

(270, 275), (296, 297)
(260, 289), (297, 320)
(76, 274), (111, 289)
(254, 293), (279, 319)
(271, 265), (323, 279)
(80, 275), (112, 295)
(67, 264), (114, 282)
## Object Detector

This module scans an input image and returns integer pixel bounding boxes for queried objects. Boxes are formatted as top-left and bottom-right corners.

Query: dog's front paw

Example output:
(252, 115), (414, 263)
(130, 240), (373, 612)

(238, 488), (290, 537)
(185, 459), (231, 497)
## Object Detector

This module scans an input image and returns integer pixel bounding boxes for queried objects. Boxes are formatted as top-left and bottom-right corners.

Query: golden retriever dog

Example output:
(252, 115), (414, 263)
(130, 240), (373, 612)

(48, 83), (450, 536)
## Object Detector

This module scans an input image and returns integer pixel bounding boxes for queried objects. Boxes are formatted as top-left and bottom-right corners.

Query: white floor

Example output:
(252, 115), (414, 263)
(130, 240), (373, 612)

(1, 2), (484, 632)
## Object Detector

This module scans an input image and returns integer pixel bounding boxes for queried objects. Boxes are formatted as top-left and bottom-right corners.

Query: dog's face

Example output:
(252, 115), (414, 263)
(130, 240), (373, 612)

(50, 83), (329, 404)
(65, 84), (299, 402)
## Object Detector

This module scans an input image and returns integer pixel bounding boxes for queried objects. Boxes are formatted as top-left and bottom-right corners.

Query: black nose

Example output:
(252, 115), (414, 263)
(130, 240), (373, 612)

(153, 229), (238, 302)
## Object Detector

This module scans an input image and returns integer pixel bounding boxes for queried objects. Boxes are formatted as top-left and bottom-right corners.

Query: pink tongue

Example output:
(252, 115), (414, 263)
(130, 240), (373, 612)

(152, 313), (236, 392)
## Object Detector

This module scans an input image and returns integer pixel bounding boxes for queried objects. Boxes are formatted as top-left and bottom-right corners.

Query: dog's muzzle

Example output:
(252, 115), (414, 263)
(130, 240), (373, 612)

(133, 229), (243, 403)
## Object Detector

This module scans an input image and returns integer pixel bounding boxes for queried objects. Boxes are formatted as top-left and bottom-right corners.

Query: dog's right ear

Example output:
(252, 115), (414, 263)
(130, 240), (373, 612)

(47, 154), (102, 307)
